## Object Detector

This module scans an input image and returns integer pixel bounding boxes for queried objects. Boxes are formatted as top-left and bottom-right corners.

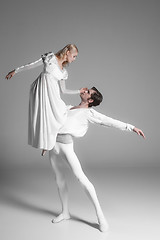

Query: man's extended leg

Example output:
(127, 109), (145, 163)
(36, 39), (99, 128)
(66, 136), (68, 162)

(49, 144), (70, 223)
(59, 142), (109, 232)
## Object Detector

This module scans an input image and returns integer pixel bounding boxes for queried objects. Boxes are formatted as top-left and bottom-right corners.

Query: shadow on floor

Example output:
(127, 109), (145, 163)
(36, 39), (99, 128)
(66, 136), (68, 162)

(1, 190), (100, 231)
(71, 215), (100, 231)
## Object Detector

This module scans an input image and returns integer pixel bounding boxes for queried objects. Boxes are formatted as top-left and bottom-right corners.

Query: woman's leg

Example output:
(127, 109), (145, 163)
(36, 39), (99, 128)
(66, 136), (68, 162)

(59, 142), (109, 232)
(49, 145), (70, 223)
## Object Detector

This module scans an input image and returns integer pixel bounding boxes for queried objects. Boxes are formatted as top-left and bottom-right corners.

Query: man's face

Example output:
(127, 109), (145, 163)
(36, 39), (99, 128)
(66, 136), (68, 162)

(80, 88), (96, 103)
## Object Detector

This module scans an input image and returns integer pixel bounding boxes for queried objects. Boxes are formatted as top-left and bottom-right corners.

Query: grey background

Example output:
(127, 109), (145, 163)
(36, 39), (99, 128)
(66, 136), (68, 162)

(0, 0), (159, 168)
(0, 1), (160, 239)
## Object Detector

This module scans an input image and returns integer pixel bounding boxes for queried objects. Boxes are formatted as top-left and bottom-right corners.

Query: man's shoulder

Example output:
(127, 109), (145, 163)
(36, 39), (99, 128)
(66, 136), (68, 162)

(88, 107), (107, 120)
(89, 108), (100, 115)
(66, 105), (73, 110)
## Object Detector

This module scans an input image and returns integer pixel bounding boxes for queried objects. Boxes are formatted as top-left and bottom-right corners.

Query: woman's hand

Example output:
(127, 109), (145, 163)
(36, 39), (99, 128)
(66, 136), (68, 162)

(133, 127), (145, 139)
(79, 88), (88, 94)
(5, 70), (16, 80)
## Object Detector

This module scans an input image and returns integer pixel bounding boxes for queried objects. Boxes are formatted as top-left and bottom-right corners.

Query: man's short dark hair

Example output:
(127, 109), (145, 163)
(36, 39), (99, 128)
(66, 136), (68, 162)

(88, 87), (103, 107)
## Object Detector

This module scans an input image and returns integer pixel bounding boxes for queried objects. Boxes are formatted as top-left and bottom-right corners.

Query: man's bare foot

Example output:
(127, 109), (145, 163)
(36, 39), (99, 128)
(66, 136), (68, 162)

(51, 213), (71, 223)
(99, 222), (109, 232)
(98, 218), (109, 232)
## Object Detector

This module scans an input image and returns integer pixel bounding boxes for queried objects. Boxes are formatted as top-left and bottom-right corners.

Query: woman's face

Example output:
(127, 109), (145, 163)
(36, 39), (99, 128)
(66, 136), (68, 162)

(66, 50), (78, 63)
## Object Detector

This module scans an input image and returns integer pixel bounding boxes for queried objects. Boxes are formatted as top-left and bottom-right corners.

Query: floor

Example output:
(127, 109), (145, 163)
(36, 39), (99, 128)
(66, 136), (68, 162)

(0, 162), (159, 240)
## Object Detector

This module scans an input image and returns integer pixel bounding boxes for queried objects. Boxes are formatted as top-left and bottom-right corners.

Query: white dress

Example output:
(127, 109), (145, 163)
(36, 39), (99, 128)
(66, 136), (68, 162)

(15, 52), (79, 150)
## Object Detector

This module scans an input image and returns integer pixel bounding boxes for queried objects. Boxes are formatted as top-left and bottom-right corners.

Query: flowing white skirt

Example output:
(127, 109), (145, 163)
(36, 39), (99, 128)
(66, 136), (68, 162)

(28, 72), (67, 150)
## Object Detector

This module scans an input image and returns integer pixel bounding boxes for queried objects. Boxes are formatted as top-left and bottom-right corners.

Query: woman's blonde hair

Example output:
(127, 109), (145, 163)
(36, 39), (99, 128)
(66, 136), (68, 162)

(55, 44), (78, 66)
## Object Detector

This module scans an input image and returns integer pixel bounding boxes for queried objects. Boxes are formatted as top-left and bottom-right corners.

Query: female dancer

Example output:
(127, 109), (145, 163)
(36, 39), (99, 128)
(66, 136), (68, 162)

(5, 44), (84, 155)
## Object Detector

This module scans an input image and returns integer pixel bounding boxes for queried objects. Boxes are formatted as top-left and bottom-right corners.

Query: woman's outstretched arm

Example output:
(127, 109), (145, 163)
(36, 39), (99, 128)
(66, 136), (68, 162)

(5, 58), (43, 80)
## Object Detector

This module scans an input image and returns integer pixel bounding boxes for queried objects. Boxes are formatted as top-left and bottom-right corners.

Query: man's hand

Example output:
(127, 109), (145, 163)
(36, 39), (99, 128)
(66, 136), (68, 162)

(5, 70), (15, 80)
(133, 127), (145, 139)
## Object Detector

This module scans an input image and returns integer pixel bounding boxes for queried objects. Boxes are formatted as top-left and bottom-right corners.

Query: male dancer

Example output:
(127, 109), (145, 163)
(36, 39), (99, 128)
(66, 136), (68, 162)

(49, 87), (145, 232)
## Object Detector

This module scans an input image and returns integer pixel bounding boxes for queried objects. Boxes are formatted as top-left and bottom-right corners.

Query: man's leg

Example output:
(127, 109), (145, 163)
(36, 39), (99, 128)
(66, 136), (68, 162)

(59, 142), (109, 232)
(49, 144), (70, 223)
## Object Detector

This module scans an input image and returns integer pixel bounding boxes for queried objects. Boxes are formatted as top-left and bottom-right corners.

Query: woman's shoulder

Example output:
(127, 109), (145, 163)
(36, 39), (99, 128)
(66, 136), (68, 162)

(41, 51), (68, 78)
(41, 51), (54, 62)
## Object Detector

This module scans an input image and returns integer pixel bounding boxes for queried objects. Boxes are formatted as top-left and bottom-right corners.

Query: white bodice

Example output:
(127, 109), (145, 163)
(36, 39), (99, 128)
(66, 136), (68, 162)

(41, 52), (68, 80)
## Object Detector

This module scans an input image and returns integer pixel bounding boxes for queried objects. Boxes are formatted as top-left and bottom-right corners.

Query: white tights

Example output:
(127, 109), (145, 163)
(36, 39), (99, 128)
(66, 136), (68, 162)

(49, 142), (109, 232)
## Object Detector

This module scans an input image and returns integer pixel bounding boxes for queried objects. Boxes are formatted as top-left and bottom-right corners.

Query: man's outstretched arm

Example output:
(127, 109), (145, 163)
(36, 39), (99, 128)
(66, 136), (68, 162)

(88, 109), (145, 139)
(133, 127), (145, 138)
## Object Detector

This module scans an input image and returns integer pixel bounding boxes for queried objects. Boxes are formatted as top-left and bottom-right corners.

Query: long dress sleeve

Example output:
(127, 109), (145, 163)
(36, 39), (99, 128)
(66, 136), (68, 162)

(88, 109), (135, 131)
(59, 79), (80, 94)
(15, 58), (43, 73)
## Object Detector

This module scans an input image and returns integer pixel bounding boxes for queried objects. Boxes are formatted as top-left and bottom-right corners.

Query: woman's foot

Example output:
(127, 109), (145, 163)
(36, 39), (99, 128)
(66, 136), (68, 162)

(51, 213), (71, 223)
(41, 149), (47, 156)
